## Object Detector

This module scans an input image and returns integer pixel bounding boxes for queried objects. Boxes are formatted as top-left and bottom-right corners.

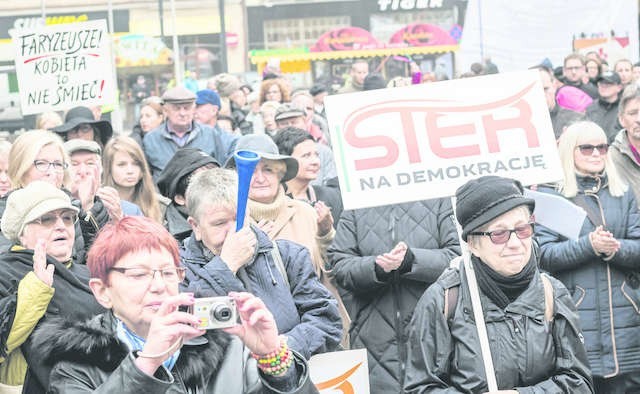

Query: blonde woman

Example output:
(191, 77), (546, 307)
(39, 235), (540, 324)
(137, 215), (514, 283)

(536, 121), (640, 392)
(8, 130), (70, 190)
(102, 136), (164, 223)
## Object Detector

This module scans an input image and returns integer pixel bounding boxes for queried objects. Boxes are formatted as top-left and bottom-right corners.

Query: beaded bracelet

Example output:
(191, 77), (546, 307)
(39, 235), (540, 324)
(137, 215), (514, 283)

(251, 336), (293, 376)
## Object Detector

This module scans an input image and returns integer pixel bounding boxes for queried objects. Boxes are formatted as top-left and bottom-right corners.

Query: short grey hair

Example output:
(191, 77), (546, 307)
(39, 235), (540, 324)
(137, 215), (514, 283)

(186, 168), (238, 221)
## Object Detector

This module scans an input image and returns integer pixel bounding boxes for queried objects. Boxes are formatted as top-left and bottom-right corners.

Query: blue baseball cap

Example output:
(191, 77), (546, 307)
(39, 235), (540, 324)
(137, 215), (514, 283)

(195, 89), (221, 107)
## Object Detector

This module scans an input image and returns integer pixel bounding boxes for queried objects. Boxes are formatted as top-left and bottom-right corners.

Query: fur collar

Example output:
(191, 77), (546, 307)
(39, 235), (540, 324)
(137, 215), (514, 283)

(32, 312), (232, 391)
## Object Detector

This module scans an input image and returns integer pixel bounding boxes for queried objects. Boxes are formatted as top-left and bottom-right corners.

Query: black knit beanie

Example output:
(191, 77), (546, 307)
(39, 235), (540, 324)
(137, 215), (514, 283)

(455, 176), (535, 241)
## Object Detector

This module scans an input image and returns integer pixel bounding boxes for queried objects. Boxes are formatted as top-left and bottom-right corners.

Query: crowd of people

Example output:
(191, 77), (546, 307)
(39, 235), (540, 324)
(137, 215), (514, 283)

(0, 51), (639, 393)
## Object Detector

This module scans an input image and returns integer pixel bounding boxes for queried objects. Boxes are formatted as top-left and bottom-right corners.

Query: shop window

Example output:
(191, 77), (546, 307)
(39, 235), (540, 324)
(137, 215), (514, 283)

(263, 16), (351, 49)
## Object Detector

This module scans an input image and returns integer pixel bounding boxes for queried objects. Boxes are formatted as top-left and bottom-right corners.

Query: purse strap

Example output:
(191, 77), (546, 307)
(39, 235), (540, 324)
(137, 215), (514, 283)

(571, 193), (604, 228)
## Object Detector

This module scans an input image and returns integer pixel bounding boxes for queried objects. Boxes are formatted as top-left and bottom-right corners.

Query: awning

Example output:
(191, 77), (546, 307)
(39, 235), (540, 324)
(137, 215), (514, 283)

(249, 45), (458, 73)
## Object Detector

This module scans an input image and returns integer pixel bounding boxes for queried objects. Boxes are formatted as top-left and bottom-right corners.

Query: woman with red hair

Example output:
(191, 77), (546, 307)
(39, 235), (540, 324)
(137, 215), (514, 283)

(29, 216), (315, 393)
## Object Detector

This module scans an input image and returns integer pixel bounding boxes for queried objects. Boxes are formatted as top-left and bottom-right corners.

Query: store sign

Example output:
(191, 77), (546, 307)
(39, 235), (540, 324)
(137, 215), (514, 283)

(378, 0), (447, 12)
(389, 23), (458, 46)
(114, 35), (172, 67)
(311, 27), (380, 52)
(325, 71), (561, 210)
(0, 10), (129, 40)
(13, 19), (115, 115)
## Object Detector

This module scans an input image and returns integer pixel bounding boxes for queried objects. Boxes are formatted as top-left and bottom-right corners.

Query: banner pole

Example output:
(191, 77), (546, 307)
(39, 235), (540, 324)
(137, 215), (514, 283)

(450, 196), (498, 391)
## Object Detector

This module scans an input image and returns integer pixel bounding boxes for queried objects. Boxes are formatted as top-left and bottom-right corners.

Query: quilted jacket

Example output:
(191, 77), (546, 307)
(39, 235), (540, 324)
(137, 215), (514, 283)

(536, 174), (640, 377)
(327, 199), (460, 393)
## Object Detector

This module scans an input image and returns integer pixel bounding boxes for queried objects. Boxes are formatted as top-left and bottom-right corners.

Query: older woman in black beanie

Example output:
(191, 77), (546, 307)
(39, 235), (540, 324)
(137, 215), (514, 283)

(404, 175), (593, 393)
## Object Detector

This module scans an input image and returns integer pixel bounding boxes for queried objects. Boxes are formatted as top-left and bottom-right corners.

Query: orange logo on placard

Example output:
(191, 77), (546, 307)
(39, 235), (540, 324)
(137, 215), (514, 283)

(315, 362), (363, 394)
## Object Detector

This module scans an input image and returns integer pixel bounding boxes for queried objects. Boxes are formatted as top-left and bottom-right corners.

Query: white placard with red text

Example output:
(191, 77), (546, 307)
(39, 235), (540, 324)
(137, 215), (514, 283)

(309, 348), (369, 394)
(325, 70), (562, 210)
(13, 19), (115, 115)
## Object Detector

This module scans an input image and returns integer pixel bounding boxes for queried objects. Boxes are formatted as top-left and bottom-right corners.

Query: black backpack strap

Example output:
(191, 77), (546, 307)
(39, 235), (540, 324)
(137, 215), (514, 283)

(444, 285), (459, 324)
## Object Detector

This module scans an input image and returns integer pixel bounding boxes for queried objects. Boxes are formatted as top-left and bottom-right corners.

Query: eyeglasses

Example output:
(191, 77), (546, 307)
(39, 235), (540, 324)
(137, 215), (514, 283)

(33, 160), (68, 173)
(469, 222), (535, 244)
(31, 211), (78, 227)
(576, 143), (608, 155)
(109, 267), (186, 283)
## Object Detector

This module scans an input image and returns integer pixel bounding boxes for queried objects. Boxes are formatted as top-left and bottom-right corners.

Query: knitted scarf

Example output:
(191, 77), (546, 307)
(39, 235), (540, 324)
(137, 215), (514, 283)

(471, 252), (536, 310)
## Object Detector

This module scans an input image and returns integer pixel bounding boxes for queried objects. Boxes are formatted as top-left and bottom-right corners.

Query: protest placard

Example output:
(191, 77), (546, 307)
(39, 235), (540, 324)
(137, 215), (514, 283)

(309, 348), (369, 394)
(325, 70), (562, 210)
(13, 19), (115, 115)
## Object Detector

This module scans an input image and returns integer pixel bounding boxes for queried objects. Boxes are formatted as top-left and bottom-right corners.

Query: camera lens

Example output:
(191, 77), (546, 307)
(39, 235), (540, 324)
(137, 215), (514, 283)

(212, 304), (232, 322)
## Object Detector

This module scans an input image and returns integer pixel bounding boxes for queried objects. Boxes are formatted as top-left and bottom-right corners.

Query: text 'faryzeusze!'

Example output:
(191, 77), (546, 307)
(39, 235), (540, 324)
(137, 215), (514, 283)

(19, 29), (103, 58)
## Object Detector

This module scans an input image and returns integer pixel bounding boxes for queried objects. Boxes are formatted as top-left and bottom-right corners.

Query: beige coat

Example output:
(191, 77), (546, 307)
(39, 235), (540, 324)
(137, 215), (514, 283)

(248, 188), (350, 347)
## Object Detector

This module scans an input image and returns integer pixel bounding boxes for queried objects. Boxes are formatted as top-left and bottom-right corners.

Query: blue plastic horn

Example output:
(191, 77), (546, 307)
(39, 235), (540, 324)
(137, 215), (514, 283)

(234, 150), (260, 231)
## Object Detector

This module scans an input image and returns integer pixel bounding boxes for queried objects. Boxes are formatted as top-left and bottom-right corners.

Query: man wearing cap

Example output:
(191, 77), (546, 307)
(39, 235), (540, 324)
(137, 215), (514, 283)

(194, 89), (221, 128)
(611, 85), (640, 206)
(64, 140), (142, 256)
(156, 148), (220, 242)
(142, 86), (237, 179)
(586, 71), (624, 142)
(275, 103), (337, 186)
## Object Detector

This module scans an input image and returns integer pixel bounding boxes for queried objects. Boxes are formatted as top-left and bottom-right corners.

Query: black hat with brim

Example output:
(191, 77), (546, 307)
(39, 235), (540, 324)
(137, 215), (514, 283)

(51, 106), (113, 147)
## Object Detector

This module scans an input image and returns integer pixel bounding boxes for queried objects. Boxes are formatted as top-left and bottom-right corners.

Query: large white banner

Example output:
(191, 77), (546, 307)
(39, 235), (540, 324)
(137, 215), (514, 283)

(13, 19), (115, 115)
(325, 70), (562, 210)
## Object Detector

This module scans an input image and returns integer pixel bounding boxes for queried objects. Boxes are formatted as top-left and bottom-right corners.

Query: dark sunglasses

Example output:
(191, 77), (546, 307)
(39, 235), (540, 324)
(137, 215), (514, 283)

(576, 143), (608, 156)
(469, 222), (535, 244)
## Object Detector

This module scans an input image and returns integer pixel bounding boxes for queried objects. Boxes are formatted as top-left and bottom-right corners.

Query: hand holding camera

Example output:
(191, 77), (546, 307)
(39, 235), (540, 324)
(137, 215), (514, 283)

(134, 293), (204, 375)
(223, 292), (280, 356)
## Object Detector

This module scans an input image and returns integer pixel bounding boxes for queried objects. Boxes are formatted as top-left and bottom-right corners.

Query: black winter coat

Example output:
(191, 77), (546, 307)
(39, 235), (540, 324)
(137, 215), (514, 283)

(0, 248), (105, 392)
(327, 199), (460, 393)
(536, 175), (640, 377)
(30, 312), (317, 393)
(404, 264), (594, 393)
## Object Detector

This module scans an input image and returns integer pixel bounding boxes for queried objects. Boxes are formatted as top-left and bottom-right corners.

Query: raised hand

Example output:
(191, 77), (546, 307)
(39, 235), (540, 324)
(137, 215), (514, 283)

(315, 201), (333, 236)
(219, 227), (257, 273)
(375, 241), (408, 273)
(33, 239), (54, 286)
(96, 186), (123, 222)
(589, 225), (621, 257)
(135, 293), (204, 376)
(223, 292), (279, 356)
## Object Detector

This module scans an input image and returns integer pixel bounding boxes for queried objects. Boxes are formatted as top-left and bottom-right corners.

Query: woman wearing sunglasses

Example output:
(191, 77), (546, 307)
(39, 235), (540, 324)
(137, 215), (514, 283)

(405, 175), (593, 393)
(0, 181), (104, 391)
(536, 121), (640, 393)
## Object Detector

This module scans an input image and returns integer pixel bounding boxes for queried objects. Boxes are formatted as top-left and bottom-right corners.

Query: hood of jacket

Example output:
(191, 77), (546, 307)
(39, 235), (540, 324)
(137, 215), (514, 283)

(31, 312), (232, 392)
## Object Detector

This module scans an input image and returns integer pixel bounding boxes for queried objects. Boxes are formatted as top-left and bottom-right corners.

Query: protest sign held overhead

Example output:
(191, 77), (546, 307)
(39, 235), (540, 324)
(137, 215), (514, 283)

(13, 19), (115, 115)
(325, 70), (562, 210)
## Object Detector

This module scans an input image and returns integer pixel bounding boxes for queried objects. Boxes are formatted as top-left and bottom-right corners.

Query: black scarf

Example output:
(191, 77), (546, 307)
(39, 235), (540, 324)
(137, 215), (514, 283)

(471, 252), (536, 310)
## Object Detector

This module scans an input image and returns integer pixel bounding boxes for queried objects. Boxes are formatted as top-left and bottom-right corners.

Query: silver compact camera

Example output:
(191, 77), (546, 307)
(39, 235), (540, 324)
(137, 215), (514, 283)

(186, 296), (240, 330)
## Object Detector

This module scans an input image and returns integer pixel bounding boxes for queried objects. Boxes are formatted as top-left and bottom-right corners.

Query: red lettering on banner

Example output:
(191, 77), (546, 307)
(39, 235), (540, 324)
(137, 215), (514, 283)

(342, 82), (540, 170)
(482, 99), (539, 153)
(344, 110), (399, 171)
(426, 113), (479, 159)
